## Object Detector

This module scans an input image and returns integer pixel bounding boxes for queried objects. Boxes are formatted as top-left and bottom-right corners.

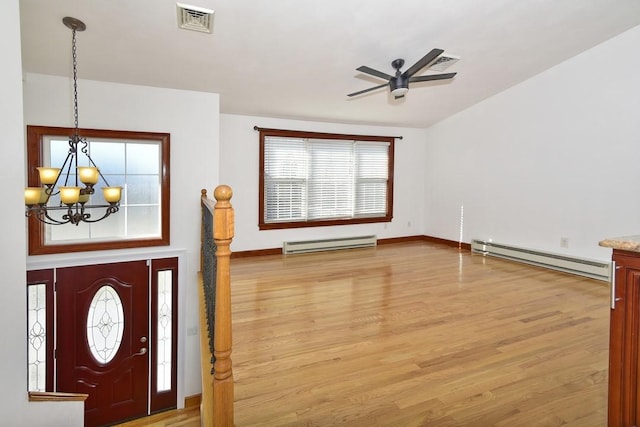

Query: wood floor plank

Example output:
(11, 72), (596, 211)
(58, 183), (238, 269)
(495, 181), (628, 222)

(231, 242), (609, 426)
(119, 241), (610, 426)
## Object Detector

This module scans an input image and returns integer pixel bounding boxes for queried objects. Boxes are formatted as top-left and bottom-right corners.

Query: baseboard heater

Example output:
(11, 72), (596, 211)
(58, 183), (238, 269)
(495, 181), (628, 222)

(283, 235), (377, 255)
(471, 239), (611, 281)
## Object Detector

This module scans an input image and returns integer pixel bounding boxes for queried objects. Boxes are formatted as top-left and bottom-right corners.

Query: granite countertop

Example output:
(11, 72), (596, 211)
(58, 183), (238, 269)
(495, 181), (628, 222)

(599, 235), (640, 252)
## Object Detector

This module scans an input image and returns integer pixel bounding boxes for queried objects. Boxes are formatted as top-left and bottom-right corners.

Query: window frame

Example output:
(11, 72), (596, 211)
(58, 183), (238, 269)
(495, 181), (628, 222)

(258, 128), (394, 230)
(26, 125), (170, 255)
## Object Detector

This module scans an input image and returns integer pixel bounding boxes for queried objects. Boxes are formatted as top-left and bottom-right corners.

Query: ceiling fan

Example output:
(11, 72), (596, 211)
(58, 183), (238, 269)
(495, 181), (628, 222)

(348, 48), (457, 99)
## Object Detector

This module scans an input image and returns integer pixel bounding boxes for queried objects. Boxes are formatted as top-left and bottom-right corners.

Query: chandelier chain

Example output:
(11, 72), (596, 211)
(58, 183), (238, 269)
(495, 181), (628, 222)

(72, 28), (79, 132)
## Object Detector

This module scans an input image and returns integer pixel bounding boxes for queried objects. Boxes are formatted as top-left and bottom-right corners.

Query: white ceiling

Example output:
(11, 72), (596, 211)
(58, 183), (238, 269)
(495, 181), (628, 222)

(19, 0), (640, 128)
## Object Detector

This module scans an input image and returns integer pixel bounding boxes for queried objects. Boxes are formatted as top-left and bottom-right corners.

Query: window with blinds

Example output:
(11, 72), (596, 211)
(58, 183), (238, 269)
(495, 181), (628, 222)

(258, 128), (394, 229)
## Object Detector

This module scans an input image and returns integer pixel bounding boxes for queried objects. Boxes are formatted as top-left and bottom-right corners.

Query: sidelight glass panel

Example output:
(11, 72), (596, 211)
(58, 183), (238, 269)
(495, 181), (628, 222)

(27, 284), (47, 392)
(87, 285), (125, 364)
(157, 270), (172, 392)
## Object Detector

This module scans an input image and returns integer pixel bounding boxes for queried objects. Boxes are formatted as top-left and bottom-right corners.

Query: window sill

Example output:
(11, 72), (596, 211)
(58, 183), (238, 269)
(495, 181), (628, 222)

(259, 215), (391, 230)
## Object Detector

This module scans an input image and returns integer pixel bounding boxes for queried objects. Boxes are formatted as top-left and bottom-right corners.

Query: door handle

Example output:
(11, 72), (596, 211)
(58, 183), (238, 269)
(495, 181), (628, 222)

(133, 347), (147, 356)
(611, 262), (622, 309)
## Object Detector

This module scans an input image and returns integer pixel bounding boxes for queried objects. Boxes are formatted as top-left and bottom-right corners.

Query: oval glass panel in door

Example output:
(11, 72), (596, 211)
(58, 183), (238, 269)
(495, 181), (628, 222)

(87, 285), (125, 364)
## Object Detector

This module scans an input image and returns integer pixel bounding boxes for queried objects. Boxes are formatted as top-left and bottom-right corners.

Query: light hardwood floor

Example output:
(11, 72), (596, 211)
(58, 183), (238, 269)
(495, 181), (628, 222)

(119, 241), (610, 426)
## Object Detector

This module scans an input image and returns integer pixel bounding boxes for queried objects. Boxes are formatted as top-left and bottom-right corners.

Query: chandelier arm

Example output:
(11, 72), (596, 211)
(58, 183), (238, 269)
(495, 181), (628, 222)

(79, 203), (119, 209)
(52, 207), (77, 225)
(97, 169), (112, 187)
(79, 136), (89, 156)
(78, 205), (120, 224)
(30, 202), (115, 211)
(73, 137), (79, 188)
(63, 203), (88, 226)
(26, 206), (72, 225)
(63, 212), (86, 226)
(62, 148), (77, 188)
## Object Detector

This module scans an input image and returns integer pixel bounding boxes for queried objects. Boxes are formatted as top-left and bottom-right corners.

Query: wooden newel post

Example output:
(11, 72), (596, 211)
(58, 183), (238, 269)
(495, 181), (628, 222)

(213, 185), (234, 426)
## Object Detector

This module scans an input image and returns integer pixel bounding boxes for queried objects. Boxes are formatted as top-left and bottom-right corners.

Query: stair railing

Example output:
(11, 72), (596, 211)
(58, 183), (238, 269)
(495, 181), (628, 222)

(199, 185), (234, 426)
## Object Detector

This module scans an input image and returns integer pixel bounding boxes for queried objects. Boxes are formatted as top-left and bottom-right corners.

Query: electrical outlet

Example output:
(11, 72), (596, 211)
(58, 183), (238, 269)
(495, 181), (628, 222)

(560, 237), (569, 248)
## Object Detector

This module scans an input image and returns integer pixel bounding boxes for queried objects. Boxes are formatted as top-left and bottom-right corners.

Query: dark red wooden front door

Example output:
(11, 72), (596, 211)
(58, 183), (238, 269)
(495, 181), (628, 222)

(56, 261), (149, 427)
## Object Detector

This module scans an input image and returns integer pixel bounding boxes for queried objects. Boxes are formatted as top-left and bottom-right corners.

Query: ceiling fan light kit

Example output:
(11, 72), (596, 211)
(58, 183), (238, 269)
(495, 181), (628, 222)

(391, 87), (409, 97)
(348, 48), (458, 99)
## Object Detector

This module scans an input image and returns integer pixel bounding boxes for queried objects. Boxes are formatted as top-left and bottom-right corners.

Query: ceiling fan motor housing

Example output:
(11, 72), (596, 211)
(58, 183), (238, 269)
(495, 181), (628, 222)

(390, 75), (408, 92)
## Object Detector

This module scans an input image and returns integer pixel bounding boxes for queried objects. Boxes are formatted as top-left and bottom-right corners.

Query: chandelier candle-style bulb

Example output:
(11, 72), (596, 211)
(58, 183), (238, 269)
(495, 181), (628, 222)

(25, 187), (46, 205)
(78, 166), (99, 185)
(60, 186), (81, 205)
(103, 186), (122, 204)
(37, 167), (61, 185)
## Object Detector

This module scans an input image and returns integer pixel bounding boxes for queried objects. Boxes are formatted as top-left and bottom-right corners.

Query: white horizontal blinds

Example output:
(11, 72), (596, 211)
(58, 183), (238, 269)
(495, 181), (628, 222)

(354, 141), (389, 217)
(263, 135), (390, 223)
(307, 140), (353, 220)
(263, 137), (307, 222)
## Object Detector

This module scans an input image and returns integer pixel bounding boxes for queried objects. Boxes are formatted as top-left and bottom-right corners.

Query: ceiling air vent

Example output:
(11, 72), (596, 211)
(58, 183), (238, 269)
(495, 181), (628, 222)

(176, 3), (214, 33)
(428, 54), (460, 71)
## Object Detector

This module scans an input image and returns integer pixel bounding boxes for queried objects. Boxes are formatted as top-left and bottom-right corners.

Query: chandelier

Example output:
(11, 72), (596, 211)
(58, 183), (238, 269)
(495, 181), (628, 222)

(24, 17), (122, 226)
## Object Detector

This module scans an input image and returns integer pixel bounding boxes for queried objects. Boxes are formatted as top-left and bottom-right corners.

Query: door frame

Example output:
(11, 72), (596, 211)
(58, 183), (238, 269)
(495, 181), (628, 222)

(26, 250), (187, 412)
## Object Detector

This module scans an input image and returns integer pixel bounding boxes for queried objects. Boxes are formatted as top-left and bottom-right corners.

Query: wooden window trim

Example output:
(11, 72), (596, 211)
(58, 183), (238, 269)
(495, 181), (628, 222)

(257, 128), (394, 230)
(26, 125), (170, 255)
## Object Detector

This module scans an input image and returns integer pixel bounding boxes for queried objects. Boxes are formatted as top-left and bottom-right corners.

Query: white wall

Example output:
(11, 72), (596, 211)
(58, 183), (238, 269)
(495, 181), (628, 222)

(23, 74), (220, 400)
(220, 114), (428, 251)
(424, 24), (640, 262)
(0, 0), (83, 424)
(13, 13), (638, 424)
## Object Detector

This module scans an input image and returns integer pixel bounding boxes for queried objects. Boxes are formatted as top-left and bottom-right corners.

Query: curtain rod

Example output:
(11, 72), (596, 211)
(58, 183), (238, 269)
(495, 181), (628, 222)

(253, 126), (403, 140)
